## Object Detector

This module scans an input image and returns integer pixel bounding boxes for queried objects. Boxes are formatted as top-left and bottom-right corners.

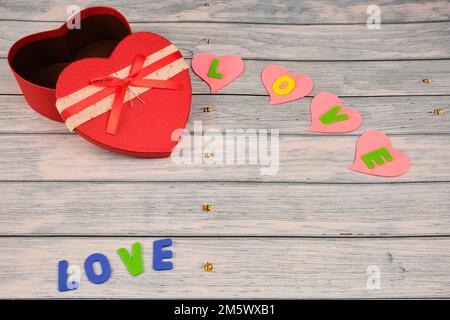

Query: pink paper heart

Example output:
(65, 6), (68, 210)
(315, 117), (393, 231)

(191, 53), (244, 93)
(261, 65), (313, 105)
(309, 92), (362, 133)
(349, 130), (410, 177)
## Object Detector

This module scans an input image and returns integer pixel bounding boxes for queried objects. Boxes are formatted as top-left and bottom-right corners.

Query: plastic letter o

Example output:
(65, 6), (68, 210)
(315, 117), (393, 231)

(272, 75), (296, 95)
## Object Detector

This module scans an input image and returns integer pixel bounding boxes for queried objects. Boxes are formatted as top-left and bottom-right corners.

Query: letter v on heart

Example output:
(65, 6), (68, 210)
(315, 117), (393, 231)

(309, 92), (362, 133)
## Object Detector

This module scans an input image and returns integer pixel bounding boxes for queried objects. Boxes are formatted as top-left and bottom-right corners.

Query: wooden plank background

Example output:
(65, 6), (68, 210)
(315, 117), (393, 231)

(1, 0), (449, 23)
(0, 0), (449, 299)
(2, 237), (450, 299)
(2, 20), (450, 60)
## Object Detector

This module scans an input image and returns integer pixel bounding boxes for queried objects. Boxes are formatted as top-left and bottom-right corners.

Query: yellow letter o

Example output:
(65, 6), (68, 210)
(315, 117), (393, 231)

(272, 75), (296, 95)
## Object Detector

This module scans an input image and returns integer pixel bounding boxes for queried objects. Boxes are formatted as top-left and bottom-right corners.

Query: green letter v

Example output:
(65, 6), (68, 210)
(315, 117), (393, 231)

(117, 242), (144, 276)
(319, 105), (349, 125)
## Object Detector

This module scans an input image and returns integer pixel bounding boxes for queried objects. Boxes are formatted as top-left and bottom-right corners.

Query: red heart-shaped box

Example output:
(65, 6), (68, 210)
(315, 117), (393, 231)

(55, 32), (192, 158)
(8, 6), (132, 122)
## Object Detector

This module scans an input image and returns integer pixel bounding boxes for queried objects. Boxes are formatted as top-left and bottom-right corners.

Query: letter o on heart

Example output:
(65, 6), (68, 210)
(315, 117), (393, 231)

(272, 75), (296, 95)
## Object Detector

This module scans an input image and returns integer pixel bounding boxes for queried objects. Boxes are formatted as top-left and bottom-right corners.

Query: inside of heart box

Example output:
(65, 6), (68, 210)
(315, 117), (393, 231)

(11, 14), (131, 89)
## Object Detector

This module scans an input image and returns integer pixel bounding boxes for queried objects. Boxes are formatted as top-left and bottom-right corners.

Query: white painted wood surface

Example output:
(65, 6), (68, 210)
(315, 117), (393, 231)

(0, 0), (450, 299)
(0, 134), (448, 183)
(2, 20), (450, 60)
(1, 182), (450, 237)
(1, 0), (449, 23)
(3, 60), (450, 96)
(2, 237), (450, 299)
(0, 95), (448, 134)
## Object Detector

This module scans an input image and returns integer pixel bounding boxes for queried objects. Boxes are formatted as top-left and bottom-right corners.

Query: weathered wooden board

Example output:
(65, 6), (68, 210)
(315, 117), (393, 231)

(1, 0), (449, 24)
(1, 182), (449, 237)
(1, 95), (448, 134)
(0, 134), (448, 183)
(2, 59), (450, 96)
(2, 20), (450, 60)
(1, 237), (450, 298)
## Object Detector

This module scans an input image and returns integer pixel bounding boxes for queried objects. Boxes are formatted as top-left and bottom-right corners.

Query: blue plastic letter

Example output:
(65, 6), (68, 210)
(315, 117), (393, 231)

(153, 238), (173, 271)
(84, 253), (111, 284)
(58, 260), (70, 292)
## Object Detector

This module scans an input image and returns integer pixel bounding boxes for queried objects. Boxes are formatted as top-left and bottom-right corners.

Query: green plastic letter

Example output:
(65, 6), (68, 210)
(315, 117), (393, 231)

(319, 105), (349, 125)
(117, 242), (144, 276)
(361, 147), (393, 169)
(208, 59), (223, 79)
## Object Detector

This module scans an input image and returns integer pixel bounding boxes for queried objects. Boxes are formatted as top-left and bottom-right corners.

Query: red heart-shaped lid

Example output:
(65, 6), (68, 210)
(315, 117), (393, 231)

(55, 32), (191, 158)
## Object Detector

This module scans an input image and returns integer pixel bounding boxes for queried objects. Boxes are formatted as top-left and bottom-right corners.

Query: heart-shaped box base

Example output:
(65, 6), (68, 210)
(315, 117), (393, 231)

(8, 6), (131, 122)
(55, 32), (192, 158)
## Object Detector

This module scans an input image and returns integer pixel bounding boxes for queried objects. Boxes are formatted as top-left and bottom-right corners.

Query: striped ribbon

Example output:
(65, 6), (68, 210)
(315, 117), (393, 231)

(56, 44), (189, 132)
